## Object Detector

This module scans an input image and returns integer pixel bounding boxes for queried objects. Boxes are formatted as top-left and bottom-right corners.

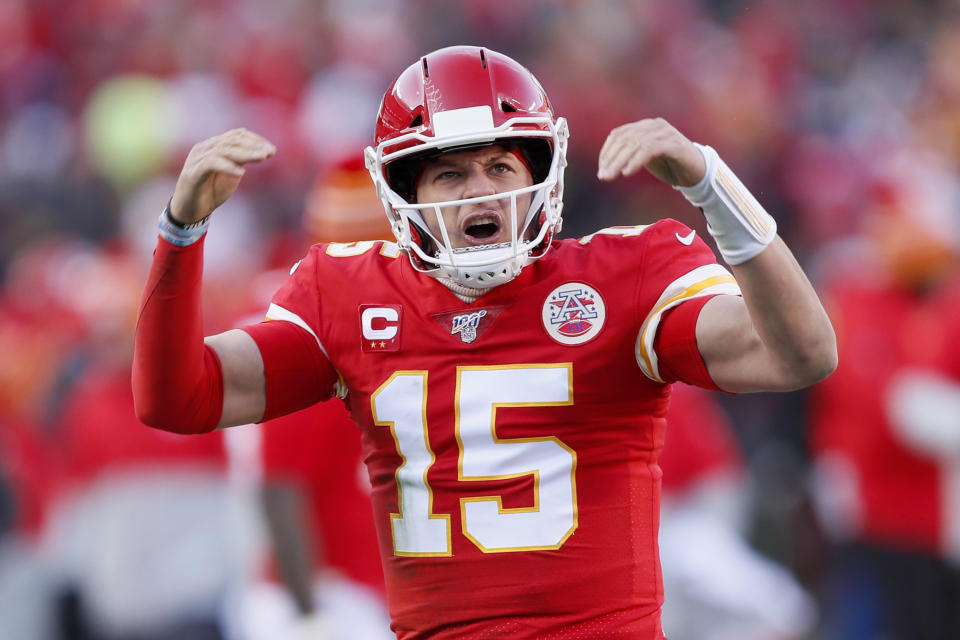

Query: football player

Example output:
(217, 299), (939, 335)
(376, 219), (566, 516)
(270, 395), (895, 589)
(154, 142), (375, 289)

(133, 46), (836, 638)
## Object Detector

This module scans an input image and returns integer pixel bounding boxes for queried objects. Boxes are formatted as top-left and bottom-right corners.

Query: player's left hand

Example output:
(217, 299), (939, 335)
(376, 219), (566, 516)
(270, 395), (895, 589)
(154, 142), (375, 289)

(597, 117), (706, 187)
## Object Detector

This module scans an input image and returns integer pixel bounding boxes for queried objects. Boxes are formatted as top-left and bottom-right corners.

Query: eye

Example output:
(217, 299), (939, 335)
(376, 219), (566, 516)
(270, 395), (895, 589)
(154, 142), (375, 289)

(434, 169), (460, 182)
(491, 162), (512, 174)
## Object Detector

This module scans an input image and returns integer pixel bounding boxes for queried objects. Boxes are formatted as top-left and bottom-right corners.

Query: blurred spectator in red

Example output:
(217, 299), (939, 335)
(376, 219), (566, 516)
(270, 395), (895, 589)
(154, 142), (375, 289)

(809, 143), (960, 640)
(0, 237), (94, 640)
(235, 156), (393, 640)
(660, 384), (817, 640)
(41, 245), (254, 640)
(0, 408), (57, 640)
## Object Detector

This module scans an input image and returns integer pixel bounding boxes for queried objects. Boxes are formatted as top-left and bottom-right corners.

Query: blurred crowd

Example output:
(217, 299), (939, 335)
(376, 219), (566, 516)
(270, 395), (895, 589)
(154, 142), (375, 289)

(2, 0), (960, 639)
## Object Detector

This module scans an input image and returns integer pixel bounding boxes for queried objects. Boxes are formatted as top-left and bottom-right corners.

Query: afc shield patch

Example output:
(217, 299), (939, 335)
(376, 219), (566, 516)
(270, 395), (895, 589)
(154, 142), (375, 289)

(542, 282), (606, 345)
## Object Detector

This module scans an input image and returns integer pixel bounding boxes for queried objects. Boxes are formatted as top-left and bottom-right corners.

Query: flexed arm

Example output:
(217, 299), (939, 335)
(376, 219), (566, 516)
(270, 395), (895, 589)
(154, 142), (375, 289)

(132, 129), (277, 431)
(599, 118), (837, 392)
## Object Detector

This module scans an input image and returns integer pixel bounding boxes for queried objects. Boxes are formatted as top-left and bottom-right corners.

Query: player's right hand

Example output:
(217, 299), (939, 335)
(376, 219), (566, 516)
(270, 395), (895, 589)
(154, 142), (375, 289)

(169, 128), (276, 224)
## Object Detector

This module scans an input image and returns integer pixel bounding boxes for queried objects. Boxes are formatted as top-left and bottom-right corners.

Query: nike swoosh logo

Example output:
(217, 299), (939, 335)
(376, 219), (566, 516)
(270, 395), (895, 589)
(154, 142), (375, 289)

(676, 230), (696, 245)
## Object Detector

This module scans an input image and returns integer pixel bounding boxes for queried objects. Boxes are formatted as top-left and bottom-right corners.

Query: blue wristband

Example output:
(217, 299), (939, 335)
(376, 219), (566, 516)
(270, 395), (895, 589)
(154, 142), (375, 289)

(158, 201), (210, 246)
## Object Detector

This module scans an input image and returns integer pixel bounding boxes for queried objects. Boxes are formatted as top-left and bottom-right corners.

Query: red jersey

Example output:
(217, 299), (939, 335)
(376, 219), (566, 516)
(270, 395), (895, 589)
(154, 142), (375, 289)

(60, 366), (227, 482)
(0, 415), (53, 539)
(259, 219), (739, 639)
(810, 272), (960, 555)
(659, 384), (742, 496)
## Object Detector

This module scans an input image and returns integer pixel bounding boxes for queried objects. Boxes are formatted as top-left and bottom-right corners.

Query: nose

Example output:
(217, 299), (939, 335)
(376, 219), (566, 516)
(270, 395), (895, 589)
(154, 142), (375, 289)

(462, 165), (497, 200)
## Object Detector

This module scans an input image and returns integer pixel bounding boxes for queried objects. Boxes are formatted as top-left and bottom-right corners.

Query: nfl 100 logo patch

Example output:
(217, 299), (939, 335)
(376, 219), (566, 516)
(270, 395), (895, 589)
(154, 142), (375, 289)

(450, 309), (487, 344)
(541, 282), (606, 345)
(432, 306), (505, 344)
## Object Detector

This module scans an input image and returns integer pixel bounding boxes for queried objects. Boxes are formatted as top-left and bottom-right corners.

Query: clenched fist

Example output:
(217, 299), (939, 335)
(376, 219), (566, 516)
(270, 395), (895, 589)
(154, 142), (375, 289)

(169, 128), (276, 224)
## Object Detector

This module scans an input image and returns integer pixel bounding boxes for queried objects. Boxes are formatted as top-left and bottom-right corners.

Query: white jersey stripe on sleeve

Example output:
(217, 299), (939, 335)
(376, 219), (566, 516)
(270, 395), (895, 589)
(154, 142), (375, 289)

(265, 303), (332, 361)
(635, 264), (741, 383)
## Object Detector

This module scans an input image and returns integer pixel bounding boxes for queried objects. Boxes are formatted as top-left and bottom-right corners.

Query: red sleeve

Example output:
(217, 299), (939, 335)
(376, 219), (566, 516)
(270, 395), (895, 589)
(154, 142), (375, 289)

(132, 236), (223, 434)
(654, 295), (723, 391)
(267, 246), (327, 335)
(240, 320), (338, 422)
(633, 219), (740, 388)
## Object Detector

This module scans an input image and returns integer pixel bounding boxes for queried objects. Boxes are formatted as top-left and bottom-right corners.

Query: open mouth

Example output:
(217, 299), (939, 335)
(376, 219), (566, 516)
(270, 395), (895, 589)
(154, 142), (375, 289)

(462, 212), (504, 245)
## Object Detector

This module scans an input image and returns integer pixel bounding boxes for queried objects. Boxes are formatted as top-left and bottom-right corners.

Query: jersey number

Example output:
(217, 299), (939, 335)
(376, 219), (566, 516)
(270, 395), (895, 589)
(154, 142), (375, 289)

(371, 365), (577, 556)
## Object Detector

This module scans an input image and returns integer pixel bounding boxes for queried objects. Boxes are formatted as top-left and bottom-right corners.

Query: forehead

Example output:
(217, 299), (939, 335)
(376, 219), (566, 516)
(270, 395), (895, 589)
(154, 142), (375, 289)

(423, 144), (515, 168)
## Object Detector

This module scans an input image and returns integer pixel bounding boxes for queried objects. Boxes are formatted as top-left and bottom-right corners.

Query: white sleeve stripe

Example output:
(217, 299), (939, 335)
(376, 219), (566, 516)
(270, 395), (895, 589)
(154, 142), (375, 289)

(635, 264), (741, 383)
(653, 263), (734, 297)
(715, 165), (774, 240)
(264, 303), (332, 361)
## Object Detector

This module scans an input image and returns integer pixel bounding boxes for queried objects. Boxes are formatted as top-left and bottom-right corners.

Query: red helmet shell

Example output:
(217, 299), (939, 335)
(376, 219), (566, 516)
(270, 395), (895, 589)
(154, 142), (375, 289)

(374, 46), (555, 157)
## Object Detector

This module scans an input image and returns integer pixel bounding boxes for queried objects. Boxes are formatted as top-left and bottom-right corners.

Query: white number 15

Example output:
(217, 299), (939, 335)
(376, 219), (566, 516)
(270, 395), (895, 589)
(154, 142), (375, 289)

(371, 364), (577, 556)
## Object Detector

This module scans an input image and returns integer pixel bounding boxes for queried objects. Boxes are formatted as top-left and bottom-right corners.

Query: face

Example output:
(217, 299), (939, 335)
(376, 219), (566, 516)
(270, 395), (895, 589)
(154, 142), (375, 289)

(414, 145), (534, 250)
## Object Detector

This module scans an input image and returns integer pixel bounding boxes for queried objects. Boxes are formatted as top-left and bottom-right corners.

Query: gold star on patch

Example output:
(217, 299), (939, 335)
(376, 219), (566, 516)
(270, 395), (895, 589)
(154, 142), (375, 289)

(370, 341), (377, 348)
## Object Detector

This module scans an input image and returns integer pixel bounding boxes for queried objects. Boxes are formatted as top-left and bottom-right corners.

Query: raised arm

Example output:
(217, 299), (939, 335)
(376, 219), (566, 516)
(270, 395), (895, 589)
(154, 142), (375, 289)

(132, 129), (275, 431)
(598, 118), (837, 393)
(694, 238), (837, 392)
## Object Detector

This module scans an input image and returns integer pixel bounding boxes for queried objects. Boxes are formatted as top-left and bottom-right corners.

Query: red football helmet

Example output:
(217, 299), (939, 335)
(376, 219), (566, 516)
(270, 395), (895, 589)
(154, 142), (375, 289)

(365, 46), (569, 288)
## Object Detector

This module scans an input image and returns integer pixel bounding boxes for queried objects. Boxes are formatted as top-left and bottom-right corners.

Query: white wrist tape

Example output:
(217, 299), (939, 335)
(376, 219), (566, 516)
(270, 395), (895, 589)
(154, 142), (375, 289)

(674, 143), (776, 265)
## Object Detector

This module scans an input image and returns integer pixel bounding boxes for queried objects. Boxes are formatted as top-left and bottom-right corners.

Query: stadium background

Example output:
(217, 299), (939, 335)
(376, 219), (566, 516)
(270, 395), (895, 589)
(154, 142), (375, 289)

(2, 1), (959, 639)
